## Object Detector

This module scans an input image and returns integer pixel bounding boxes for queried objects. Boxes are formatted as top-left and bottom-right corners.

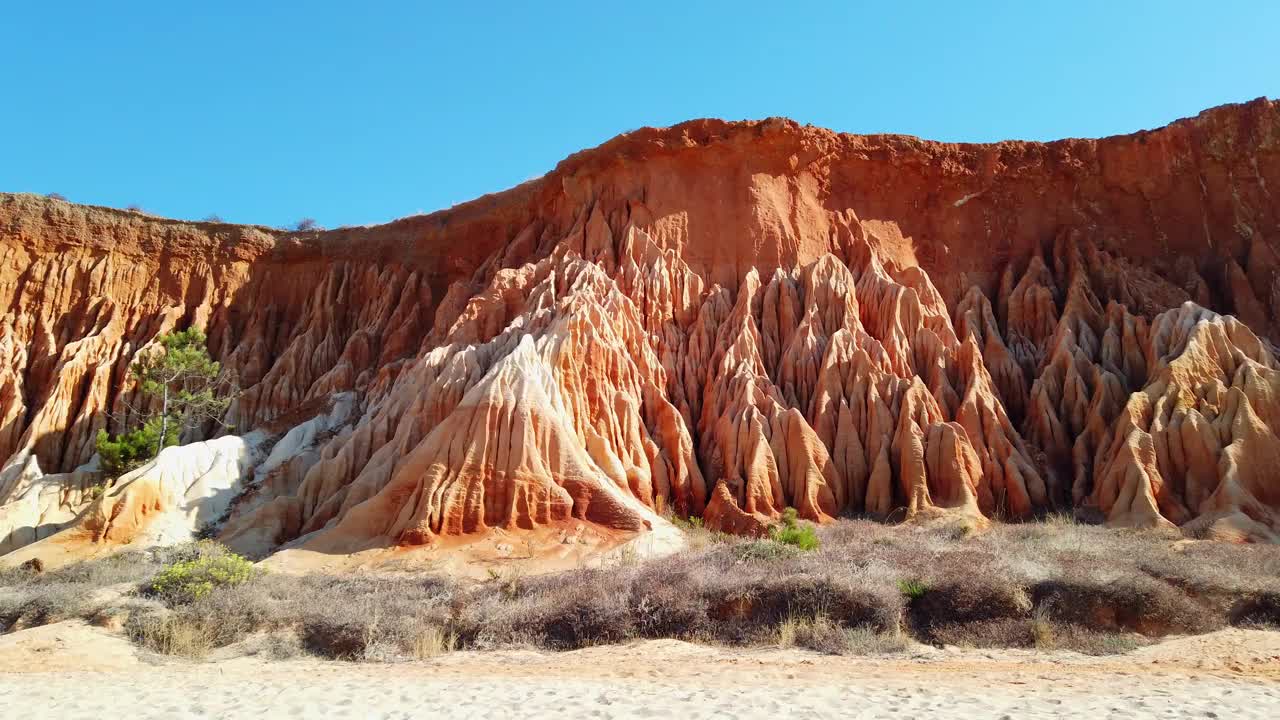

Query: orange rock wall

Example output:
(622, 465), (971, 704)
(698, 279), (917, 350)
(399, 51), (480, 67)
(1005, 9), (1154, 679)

(3, 98), (1279, 553)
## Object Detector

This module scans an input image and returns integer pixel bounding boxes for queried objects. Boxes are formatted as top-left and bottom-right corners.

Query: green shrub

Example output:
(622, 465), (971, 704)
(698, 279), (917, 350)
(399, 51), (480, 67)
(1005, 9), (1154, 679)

(148, 545), (257, 605)
(770, 508), (819, 551)
(672, 515), (704, 531)
(95, 417), (178, 478)
(898, 579), (929, 599)
(772, 525), (820, 551)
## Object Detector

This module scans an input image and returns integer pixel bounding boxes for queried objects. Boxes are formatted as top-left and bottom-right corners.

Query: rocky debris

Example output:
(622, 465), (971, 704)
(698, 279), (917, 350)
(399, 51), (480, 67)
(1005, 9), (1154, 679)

(3, 98), (1280, 564)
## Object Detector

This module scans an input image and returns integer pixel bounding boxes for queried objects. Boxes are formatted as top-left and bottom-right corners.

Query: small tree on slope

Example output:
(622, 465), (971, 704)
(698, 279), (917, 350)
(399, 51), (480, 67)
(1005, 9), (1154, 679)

(95, 328), (235, 478)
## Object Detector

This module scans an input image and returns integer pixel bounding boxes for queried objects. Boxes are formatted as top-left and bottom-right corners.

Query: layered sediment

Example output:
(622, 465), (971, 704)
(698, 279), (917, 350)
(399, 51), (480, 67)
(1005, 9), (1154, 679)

(3, 98), (1279, 563)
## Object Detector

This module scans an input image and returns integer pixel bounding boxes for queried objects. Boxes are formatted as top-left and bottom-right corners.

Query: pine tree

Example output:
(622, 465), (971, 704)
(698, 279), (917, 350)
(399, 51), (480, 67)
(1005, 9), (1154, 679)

(95, 328), (234, 477)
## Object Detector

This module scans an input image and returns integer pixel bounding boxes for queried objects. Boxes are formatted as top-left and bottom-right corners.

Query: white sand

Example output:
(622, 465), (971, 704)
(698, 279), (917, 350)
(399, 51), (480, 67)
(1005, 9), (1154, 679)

(1, 623), (1278, 719)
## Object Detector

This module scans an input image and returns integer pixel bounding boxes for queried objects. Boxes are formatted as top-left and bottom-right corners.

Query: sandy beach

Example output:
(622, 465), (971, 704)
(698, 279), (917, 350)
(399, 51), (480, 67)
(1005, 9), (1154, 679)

(1, 621), (1277, 719)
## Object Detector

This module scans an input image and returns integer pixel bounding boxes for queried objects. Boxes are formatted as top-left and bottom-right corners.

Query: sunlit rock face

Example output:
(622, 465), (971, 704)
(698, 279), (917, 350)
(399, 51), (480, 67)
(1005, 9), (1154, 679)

(3, 98), (1280, 564)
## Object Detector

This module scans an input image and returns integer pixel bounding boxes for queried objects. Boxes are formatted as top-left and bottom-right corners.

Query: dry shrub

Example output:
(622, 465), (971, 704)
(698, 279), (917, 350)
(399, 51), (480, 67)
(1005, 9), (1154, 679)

(177, 574), (295, 645)
(0, 567), (29, 587)
(471, 568), (634, 650)
(125, 569), (460, 660)
(842, 627), (911, 654)
(782, 615), (909, 655)
(128, 608), (216, 659)
(286, 574), (457, 660)
(735, 574), (900, 631)
(628, 559), (710, 639)
(1035, 622), (1143, 655)
(733, 540), (803, 562)
(960, 610), (1145, 655)
(671, 515), (731, 551)
(27, 551), (159, 587)
(301, 617), (369, 659)
(0, 551), (163, 631)
(1230, 592), (1280, 628)
(928, 618), (1036, 648)
(0, 582), (93, 631)
(907, 575), (1031, 643)
(446, 517), (1273, 653)
(4, 521), (1280, 660)
(411, 625), (457, 659)
(1032, 576), (1218, 636)
(539, 591), (632, 649)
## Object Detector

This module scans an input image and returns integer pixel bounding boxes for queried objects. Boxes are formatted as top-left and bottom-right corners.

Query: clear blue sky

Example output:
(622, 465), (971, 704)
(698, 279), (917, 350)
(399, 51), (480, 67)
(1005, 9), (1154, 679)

(3, 1), (1277, 229)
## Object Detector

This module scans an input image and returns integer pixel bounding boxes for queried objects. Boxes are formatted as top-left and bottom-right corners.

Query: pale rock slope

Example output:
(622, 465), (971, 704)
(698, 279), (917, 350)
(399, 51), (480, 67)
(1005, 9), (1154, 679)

(2, 99), (1280, 566)
(1, 395), (355, 568)
(0, 456), (98, 555)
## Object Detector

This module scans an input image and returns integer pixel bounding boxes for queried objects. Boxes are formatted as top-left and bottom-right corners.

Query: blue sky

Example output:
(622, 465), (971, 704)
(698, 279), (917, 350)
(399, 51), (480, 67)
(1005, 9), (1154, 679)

(3, 1), (1277, 229)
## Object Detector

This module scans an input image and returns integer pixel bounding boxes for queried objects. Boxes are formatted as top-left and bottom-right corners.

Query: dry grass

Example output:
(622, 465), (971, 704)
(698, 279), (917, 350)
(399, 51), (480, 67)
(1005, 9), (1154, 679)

(0, 550), (168, 632)
(3, 520), (1279, 661)
(778, 615), (909, 655)
(411, 625), (458, 659)
(128, 610), (216, 659)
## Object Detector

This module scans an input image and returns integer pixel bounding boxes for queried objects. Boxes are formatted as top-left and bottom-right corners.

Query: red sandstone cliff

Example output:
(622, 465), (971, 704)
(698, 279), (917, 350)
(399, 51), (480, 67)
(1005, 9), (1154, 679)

(2, 98), (1279, 564)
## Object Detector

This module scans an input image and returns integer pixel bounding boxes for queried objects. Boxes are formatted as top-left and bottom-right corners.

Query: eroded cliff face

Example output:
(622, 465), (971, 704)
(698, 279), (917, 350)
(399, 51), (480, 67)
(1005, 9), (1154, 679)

(3, 98), (1279, 564)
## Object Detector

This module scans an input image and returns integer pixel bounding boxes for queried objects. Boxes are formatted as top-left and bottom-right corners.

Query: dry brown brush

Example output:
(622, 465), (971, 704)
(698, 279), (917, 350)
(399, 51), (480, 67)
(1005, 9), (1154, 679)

(2, 520), (1279, 660)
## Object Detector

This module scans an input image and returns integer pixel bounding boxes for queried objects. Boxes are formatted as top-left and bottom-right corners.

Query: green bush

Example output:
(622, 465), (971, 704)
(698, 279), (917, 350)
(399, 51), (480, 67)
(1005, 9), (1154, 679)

(672, 515), (704, 531)
(769, 508), (819, 551)
(898, 579), (929, 599)
(148, 544), (257, 605)
(95, 417), (178, 479)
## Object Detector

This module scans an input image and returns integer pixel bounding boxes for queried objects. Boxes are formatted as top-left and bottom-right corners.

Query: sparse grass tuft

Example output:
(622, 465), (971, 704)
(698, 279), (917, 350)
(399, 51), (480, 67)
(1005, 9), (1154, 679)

(412, 625), (458, 659)
(842, 626), (911, 654)
(898, 579), (929, 599)
(672, 515), (704, 531)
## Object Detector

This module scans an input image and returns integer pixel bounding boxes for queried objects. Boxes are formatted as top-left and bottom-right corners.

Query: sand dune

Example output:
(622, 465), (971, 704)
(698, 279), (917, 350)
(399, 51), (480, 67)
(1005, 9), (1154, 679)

(1, 622), (1277, 719)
